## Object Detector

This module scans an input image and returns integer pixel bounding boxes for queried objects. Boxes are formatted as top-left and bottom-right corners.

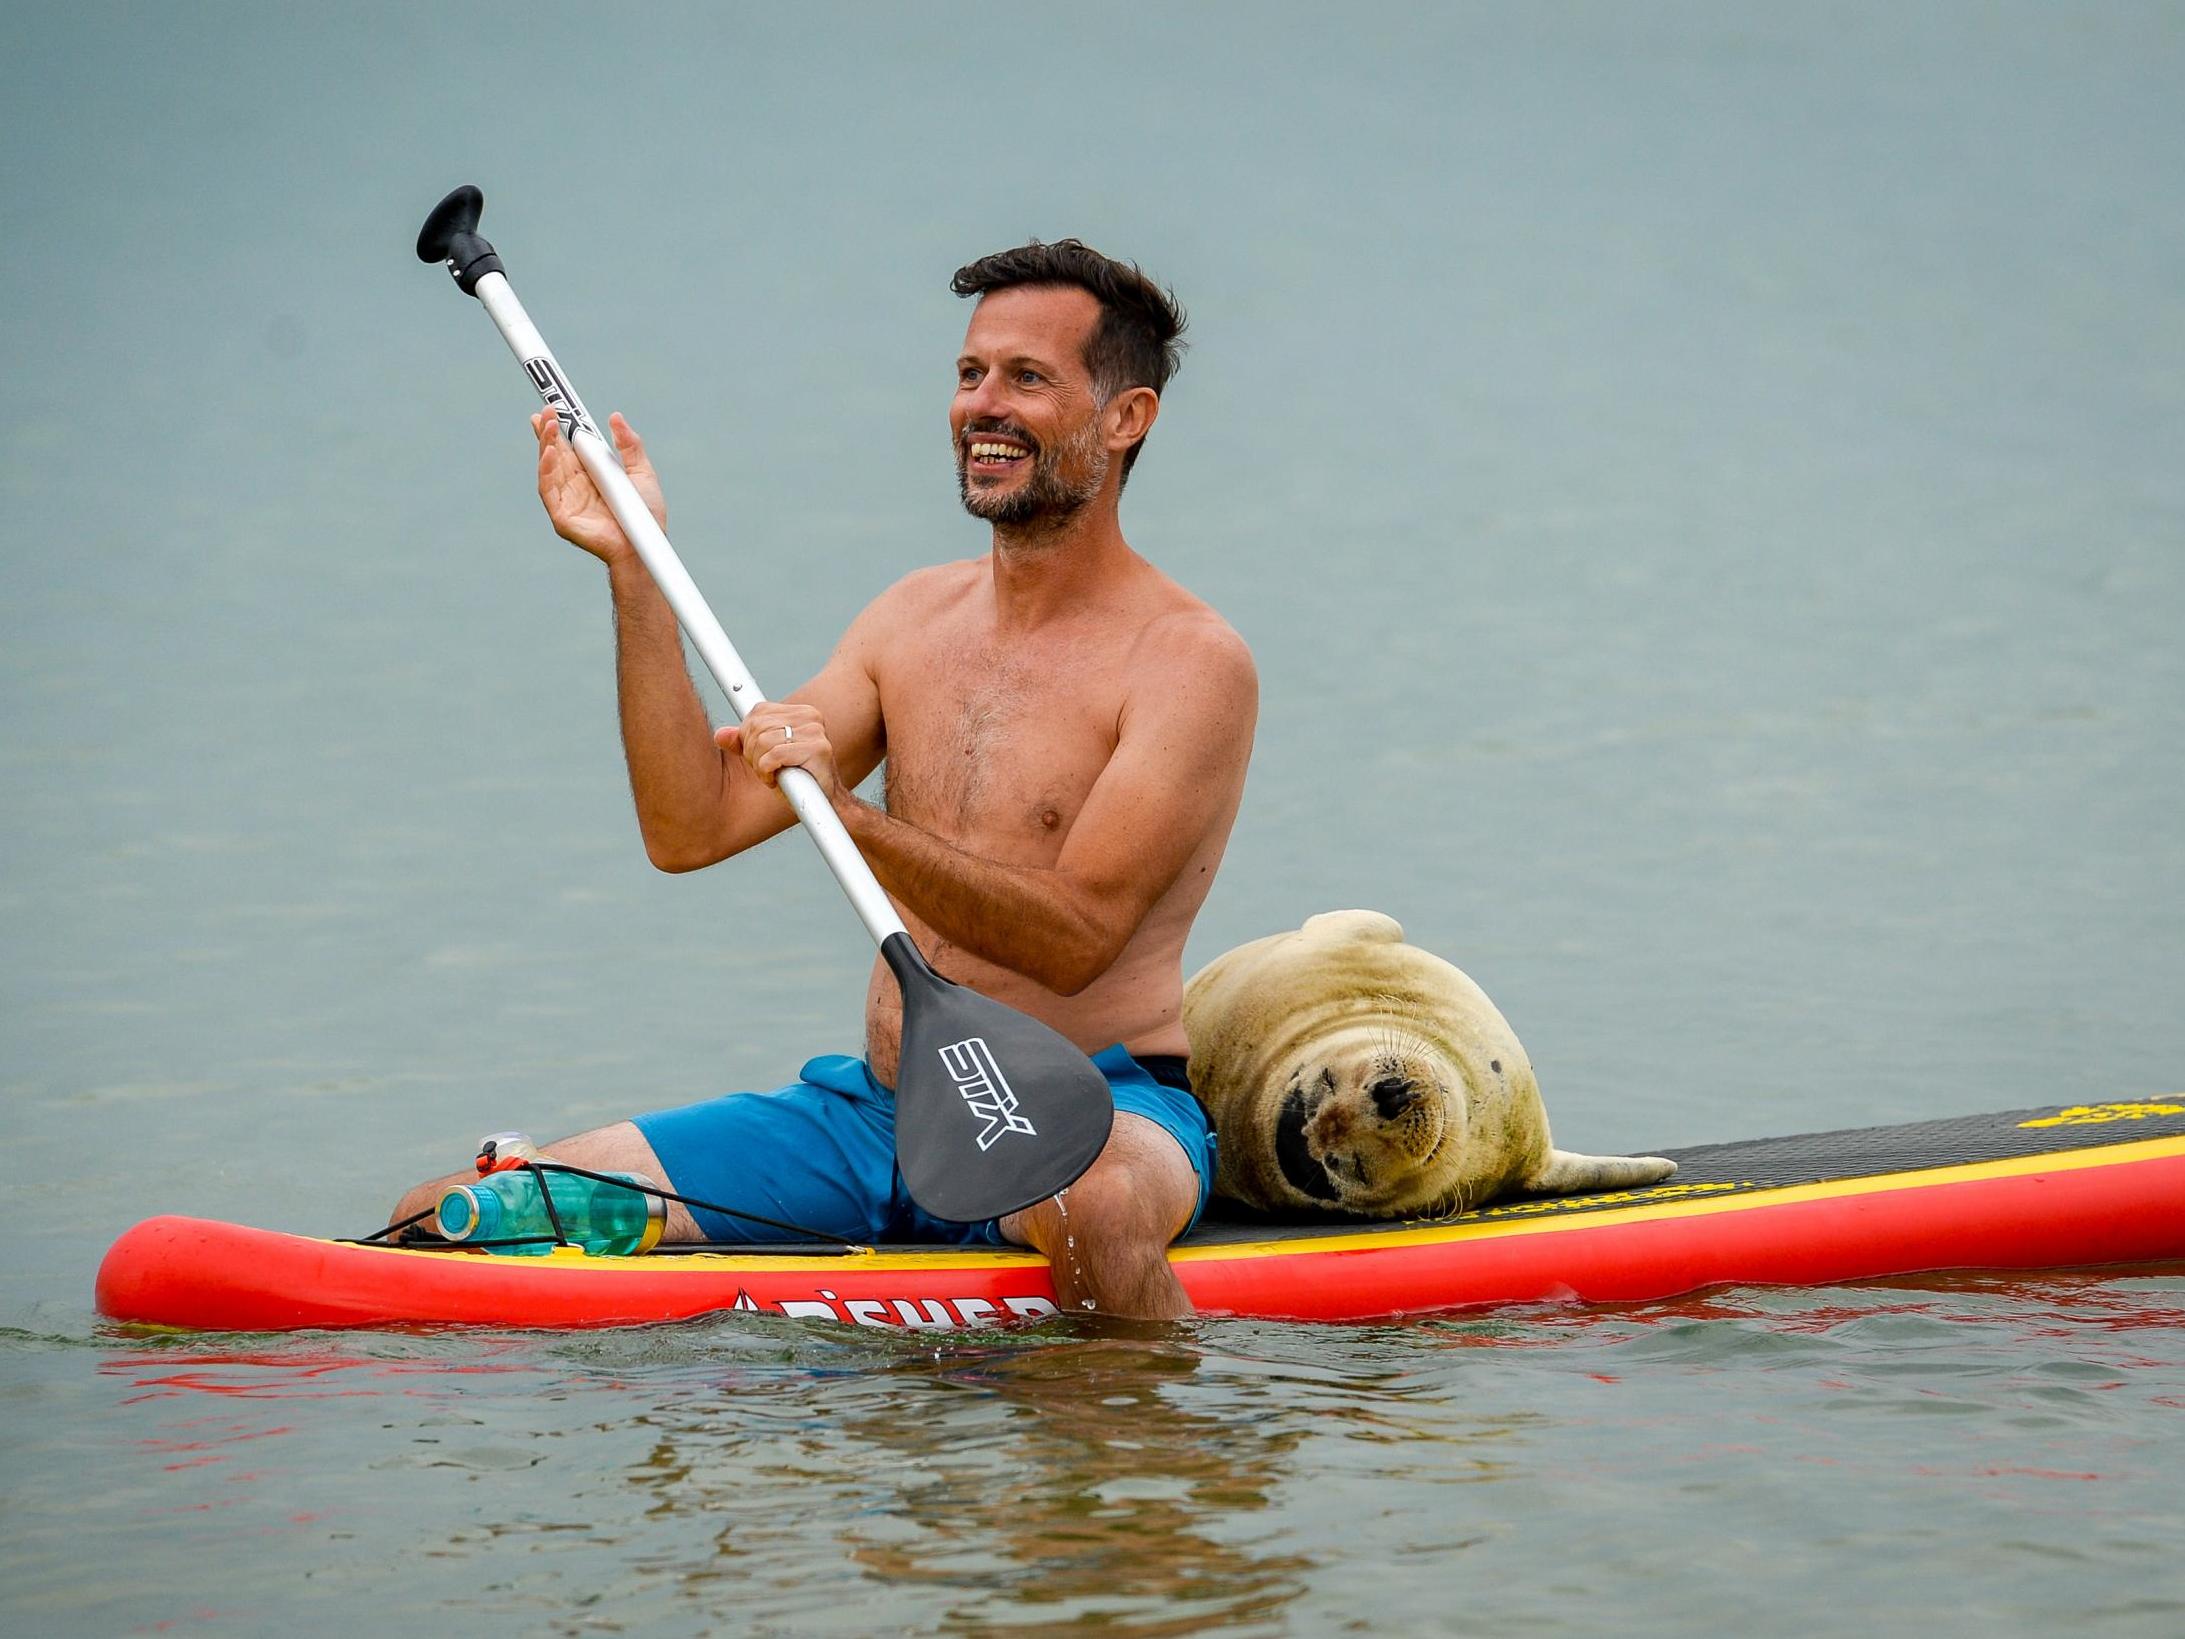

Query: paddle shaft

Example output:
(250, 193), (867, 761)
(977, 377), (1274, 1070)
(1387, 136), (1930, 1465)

(418, 187), (1114, 1223)
(468, 271), (909, 951)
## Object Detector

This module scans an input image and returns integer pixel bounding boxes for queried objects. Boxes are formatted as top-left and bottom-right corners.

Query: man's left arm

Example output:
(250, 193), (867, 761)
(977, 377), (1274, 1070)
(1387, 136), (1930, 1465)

(838, 615), (1257, 995)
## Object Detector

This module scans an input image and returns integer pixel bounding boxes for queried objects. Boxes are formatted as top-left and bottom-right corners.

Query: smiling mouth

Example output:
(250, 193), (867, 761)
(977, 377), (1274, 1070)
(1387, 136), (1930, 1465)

(964, 436), (1032, 471)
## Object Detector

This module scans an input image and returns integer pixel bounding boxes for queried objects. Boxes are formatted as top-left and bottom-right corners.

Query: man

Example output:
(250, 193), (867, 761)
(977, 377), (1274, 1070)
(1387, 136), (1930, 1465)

(392, 241), (1257, 1320)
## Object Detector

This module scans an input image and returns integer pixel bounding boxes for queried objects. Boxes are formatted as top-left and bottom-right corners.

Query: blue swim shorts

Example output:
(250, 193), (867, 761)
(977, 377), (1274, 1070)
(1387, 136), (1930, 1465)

(631, 1044), (1216, 1247)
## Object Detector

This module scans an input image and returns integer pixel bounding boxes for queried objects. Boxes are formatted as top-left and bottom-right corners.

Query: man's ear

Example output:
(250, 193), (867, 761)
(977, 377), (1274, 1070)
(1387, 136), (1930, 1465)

(1105, 385), (1160, 454)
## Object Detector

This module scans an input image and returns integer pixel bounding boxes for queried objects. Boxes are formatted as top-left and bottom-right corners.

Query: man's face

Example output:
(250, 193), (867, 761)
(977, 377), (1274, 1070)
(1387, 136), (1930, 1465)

(952, 284), (1110, 528)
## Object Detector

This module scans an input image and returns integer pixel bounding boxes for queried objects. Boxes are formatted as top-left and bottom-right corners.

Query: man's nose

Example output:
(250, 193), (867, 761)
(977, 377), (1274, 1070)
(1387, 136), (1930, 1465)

(958, 372), (1008, 422)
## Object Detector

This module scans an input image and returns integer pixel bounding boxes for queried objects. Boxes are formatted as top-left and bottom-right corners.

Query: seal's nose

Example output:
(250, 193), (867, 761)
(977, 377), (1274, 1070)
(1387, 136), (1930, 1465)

(1369, 1076), (1418, 1120)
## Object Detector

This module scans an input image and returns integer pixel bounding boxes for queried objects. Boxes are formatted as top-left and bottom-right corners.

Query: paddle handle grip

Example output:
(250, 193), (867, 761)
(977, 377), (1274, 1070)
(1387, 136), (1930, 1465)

(468, 271), (910, 950)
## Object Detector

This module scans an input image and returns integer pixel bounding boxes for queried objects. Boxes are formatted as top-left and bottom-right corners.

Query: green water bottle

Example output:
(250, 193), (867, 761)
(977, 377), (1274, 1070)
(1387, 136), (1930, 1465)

(435, 1165), (666, 1257)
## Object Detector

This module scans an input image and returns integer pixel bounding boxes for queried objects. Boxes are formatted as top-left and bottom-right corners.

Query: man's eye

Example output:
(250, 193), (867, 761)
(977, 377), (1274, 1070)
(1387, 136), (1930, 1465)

(958, 369), (980, 387)
(1017, 370), (1041, 385)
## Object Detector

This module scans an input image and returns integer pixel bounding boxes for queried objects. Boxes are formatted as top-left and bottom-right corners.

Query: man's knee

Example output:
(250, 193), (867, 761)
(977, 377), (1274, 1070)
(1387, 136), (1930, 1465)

(1004, 1114), (1198, 1254)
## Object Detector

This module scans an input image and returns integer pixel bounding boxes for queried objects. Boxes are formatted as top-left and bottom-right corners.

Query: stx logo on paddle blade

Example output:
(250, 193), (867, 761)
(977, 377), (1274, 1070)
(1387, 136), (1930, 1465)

(938, 1037), (1038, 1150)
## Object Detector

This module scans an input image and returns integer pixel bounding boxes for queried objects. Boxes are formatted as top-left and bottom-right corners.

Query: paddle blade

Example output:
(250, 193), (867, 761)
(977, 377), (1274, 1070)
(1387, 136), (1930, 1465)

(885, 935), (1115, 1223)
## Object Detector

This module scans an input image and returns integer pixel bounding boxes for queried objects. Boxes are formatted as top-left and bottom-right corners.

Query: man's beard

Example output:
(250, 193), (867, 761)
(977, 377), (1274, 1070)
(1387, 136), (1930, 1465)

(956, 416), (1110, 530)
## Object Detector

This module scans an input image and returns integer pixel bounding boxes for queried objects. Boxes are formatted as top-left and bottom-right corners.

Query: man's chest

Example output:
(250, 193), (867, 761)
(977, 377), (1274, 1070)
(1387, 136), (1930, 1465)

(876, 629), (1126, 853)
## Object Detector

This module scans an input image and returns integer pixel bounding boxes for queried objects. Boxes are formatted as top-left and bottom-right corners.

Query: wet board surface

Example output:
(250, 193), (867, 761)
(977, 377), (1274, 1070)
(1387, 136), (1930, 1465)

(96, 1099), (2185, 1331)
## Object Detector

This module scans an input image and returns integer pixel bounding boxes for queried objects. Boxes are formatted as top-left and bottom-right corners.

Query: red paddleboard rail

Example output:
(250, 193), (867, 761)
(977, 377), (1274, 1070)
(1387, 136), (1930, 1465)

(95, 1137), (2185, 1331)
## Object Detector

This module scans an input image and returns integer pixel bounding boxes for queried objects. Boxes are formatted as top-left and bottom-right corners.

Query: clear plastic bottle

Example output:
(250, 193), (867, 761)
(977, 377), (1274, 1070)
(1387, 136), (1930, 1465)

(435, 1166), (666, 1256)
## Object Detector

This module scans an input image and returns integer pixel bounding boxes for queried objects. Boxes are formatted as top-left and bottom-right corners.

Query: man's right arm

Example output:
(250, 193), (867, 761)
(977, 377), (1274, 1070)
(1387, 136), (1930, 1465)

(534, 410), (884, 872)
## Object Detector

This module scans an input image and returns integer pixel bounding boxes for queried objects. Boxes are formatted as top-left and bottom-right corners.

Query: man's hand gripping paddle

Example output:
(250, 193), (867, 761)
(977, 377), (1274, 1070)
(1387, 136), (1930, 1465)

(414, 185), (1112, 1224)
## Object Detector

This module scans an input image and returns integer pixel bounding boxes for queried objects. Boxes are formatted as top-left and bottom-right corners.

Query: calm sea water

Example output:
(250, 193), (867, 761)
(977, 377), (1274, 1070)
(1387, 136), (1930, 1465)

(4, 4), (2182, 1632)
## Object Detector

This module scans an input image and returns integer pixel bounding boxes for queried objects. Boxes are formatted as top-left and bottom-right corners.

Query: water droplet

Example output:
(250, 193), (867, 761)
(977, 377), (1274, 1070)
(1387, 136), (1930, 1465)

(1050, 1186), (1092, 1310)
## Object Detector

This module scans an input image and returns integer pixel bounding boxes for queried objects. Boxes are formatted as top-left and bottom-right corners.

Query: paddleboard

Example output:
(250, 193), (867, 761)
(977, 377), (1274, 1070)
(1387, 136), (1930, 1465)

(96, 1099), (2185, 1331)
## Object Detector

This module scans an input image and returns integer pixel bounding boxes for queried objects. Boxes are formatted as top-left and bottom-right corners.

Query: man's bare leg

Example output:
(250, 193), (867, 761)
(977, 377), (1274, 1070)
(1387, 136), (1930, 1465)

(386, 1121), (706, 1242)
(1001, 1113), (1199, 1321)
(389, 1112), (1200, 1318)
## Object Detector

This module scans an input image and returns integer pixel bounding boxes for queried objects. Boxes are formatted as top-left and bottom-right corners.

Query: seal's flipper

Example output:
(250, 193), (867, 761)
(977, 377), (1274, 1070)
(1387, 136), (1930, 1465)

(1523, 1149), (1679, 1198)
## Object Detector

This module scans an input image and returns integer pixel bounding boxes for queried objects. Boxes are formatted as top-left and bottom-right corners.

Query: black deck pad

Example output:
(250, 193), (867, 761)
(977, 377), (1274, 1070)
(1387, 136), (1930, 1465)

(601, 1098), (2184, 1256)
(1175, 1097), (2185, 1247)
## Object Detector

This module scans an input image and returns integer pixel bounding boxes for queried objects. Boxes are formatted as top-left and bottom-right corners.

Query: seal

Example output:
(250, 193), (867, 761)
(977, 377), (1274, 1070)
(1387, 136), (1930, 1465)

(1182, 909), (1677, 1217)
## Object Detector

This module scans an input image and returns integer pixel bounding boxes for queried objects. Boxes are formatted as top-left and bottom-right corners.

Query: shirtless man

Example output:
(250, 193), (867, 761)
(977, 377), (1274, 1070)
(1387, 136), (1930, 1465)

(392, 241), (1257, 1320)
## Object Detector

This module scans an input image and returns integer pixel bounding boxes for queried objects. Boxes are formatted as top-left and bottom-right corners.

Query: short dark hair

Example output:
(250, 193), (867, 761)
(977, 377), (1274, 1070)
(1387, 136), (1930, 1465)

(951, 239), (1187, 481)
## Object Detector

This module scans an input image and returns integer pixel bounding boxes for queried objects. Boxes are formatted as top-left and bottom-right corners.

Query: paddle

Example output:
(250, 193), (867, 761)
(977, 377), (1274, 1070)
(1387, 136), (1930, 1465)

(414, 185), (1112, 1223)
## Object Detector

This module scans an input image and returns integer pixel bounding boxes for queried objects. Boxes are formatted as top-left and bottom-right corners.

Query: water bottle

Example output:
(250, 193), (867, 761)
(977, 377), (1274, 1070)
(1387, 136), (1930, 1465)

(474, 1130), (541, 1173)
(436, 1165), (666, 1256)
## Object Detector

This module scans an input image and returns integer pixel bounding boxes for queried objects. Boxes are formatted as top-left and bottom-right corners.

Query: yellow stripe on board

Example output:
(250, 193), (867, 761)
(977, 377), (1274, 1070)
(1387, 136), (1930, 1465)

(1169, 1133), (2185, 1266)
(349, 1238), (1053, 1276)
(2017, 1101), (2185, 1127)
(334, 1134), (2185, 1277)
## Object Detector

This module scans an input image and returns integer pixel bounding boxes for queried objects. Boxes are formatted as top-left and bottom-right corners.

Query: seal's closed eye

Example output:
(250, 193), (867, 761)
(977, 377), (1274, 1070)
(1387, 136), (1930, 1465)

(1275, 1081), (1339, 1202)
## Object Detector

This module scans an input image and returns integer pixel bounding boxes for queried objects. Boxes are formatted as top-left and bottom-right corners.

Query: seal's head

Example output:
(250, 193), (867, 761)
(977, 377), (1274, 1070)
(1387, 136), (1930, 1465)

(1273, 1038), (1460, 1211)
(1187, 909), (1674, 1220)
